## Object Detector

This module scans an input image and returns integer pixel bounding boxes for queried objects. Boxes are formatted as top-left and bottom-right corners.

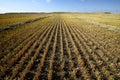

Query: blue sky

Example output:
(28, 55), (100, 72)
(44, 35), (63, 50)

(0, 0), (120, 13)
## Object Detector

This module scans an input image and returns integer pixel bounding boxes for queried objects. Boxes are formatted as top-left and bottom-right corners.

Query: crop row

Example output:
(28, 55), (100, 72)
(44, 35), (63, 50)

(0, 14), (119, 80)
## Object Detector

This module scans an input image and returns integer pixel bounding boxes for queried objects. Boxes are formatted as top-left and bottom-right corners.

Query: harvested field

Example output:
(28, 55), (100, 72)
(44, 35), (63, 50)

(0, 13), (120, 80)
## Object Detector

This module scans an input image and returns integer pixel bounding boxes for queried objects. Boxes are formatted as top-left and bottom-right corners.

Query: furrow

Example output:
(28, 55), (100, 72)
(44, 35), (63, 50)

(33, 18), (57, 80)
(48, 18), (59, 80)
(17, 18), (55, 80)
(67, 19), (110, 79)
(0, 17), (55, 79)
(72, 20), (119, 78)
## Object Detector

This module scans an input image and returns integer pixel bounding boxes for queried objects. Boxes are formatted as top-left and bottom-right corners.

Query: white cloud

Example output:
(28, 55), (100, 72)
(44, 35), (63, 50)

(46, 0), (52, 3)
(0, 8), (6, 11)
(32, 0), (52, 3)
(0, 8), (7, 13)
(80, 0), (85, 1)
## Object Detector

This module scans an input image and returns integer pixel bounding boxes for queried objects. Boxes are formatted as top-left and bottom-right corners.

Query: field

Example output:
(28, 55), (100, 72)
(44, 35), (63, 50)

(0, 13), (120, 80)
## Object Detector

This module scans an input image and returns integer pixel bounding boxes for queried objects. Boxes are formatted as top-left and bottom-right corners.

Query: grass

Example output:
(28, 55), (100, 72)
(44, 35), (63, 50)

(72, 13), (120, 27)
(0, 13), (51, 28)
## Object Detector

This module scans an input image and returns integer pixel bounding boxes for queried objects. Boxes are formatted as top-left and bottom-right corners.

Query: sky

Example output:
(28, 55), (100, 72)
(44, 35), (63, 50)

(0, 0), (120, 13)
